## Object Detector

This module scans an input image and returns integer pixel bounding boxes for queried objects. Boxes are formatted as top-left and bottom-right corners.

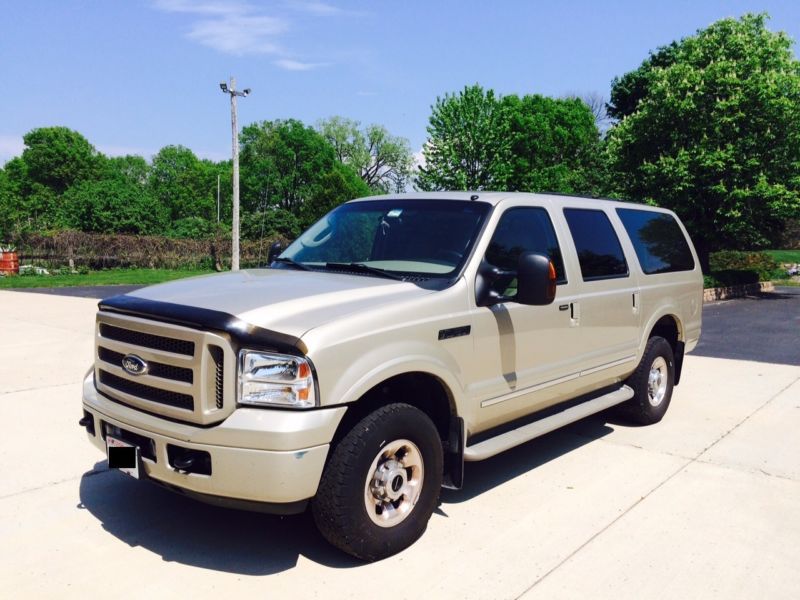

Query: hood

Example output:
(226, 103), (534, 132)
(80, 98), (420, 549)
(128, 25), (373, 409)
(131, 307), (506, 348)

(127, 268), (434, 338)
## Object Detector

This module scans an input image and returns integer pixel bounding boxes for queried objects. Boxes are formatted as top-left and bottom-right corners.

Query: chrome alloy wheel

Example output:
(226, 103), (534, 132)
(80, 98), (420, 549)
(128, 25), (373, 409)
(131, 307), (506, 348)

(364, 439), (424, 527)
(647, 356), (669, 407)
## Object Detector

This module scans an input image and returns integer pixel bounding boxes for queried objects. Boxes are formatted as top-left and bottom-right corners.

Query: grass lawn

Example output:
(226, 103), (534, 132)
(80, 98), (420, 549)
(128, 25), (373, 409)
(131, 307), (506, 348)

(766, 249), (800, 263)
(0, 268), (214, 289)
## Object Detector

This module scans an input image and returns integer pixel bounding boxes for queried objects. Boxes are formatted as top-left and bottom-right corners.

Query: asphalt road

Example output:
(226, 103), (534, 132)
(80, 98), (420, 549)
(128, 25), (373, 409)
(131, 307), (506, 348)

(3, 284), (143, 299)
(1, 289), (799, 599)
(692, 286), (800, 365)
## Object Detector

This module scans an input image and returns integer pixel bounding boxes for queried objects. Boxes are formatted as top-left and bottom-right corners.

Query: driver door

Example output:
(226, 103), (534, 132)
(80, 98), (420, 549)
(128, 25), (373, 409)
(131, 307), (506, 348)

(468, 206), (582, 430)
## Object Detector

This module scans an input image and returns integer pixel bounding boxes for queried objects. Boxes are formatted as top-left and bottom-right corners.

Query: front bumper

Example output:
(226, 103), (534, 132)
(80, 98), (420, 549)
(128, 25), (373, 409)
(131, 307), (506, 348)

(81, 372), (346, 510)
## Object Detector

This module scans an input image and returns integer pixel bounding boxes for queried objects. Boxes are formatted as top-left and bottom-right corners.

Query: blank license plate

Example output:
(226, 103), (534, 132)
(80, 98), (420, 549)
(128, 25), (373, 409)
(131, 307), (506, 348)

(107, 435), (140, 479)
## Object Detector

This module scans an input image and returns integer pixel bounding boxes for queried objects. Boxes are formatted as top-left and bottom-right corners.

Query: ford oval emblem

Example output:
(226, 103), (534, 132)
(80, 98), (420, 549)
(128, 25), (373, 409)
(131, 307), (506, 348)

(122, 354), (148, 376)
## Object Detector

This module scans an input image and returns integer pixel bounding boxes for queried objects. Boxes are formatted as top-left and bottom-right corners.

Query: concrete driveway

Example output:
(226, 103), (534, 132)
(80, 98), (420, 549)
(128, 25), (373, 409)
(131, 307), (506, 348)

(1, 289), (798, 599)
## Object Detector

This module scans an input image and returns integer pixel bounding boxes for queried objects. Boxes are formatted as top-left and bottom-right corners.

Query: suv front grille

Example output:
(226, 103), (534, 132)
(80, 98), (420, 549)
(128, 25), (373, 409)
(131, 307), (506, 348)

(98, 370), (194, 410)
(99, 323), (195, 356)
(98, 347), (193, 383)
(94, 313), (235, 424)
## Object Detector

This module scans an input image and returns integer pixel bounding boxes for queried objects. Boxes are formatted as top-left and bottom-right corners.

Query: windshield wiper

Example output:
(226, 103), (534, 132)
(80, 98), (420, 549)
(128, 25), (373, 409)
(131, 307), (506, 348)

(324, 262), (406, 281)
(271, 257), (312, 271)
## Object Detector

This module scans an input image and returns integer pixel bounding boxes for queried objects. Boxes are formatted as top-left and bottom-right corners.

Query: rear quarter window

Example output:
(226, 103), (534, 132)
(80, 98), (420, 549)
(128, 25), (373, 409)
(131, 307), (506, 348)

(616, 208), (695, 274)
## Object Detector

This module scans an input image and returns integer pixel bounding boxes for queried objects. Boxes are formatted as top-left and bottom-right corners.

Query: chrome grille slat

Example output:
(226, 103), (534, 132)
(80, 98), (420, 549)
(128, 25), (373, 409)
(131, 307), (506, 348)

(209, 345), (225, 409)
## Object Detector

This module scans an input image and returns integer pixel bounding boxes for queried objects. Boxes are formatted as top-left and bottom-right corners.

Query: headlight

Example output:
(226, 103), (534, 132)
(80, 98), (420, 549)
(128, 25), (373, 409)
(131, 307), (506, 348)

(237, 350), (316, 409)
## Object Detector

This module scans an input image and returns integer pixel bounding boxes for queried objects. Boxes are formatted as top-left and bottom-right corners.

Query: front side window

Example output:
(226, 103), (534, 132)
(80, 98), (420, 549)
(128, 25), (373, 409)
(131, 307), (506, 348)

(616, 208), (695, 274)
(563, 208), (628, 281)
(279, 199), (491, 279)
(483, 207), (566, 296)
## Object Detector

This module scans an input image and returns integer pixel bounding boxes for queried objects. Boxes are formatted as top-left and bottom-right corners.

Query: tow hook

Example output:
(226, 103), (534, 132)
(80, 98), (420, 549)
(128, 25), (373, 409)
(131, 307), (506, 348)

(79, 412), (96, 436)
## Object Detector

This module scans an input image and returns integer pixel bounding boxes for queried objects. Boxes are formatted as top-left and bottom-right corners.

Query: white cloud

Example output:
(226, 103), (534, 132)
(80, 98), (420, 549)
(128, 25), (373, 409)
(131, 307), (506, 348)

(188, 14), (287, 55)
(153, 0), (251, 16)
(289, 1), (341, 16)
(152, 0), (341, 63)
(154, 0), (287, 56)
(274, 58), (327, 71)
(0, 134), (24, 165)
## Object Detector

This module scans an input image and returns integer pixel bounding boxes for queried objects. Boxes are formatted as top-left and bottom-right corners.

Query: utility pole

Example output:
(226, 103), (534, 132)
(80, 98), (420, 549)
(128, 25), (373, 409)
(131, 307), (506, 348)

(216, 173), (220, 223)
(219, 77), (250, 271)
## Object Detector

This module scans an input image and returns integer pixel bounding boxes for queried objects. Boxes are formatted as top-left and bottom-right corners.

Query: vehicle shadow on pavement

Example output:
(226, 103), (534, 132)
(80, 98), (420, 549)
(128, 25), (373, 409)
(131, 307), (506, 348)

(441, 415), (614, 505)
(77, 415), (615, 573)
(78, 464), (363, 574)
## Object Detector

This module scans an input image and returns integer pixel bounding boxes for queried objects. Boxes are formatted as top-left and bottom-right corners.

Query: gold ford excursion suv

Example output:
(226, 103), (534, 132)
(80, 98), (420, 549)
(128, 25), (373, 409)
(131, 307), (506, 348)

(80, 192), (702, 560)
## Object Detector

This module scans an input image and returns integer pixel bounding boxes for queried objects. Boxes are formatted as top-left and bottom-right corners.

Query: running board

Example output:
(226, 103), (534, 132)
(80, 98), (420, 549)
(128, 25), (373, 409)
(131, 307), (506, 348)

(464, 385), (634, 461)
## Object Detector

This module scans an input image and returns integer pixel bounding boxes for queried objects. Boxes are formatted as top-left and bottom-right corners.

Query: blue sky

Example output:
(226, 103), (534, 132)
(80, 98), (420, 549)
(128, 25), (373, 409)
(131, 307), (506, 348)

(2, 0), (800, 165)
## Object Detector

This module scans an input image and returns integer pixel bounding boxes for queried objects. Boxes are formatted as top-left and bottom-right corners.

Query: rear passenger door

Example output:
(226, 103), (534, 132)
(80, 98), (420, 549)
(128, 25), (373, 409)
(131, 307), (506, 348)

(561, 208), (641, 376)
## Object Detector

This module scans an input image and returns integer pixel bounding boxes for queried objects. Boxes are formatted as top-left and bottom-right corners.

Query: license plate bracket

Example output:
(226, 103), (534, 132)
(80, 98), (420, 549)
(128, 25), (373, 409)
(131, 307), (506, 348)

(107, 435), (141, 479)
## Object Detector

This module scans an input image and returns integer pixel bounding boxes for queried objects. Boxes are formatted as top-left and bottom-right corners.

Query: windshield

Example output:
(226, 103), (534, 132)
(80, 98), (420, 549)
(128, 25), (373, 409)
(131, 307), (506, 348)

(278, 199), (492, 278)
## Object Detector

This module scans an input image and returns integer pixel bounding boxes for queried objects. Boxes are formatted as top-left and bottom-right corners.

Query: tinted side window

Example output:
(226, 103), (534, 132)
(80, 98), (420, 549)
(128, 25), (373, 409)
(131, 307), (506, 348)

(486, 207), (566, 284)
(563, 208), (628, 281)
(616, 208), (695, 274)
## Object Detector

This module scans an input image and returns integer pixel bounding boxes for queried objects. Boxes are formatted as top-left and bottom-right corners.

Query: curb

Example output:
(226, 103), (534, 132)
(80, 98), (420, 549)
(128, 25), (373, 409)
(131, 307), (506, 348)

(703, 281), (774, 303)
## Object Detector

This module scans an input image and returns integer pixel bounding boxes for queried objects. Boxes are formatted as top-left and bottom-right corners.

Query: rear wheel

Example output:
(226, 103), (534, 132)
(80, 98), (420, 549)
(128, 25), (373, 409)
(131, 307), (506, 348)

(312, 403), (443, 561)
(620, 336), (675, 425)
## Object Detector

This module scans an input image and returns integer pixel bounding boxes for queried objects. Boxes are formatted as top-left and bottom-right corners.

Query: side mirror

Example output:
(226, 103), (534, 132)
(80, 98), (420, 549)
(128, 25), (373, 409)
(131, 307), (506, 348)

(267, 241), (283, 265)
(475, 260), (515, 307)
(516, 252), (557, 306)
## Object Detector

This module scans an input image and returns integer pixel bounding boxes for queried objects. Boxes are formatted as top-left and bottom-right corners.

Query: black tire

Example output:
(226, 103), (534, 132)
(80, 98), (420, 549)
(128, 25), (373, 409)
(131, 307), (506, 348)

(619, 336), (675, 425)
(311, 403), (443, 561)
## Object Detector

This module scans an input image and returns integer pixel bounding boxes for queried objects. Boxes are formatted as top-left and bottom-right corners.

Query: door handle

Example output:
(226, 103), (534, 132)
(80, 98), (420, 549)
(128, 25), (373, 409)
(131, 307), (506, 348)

(570, 302), (580, 327)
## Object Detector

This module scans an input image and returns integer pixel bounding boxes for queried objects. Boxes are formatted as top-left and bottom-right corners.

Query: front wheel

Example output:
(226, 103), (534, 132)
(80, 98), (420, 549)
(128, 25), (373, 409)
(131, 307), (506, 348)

(311, 403), (443, 561)
(620, 336), (675, 425)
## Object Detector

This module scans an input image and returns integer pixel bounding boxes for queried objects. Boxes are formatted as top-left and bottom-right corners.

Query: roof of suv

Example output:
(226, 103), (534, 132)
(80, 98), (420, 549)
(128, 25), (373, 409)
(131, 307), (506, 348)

(349, 191), (665, 212)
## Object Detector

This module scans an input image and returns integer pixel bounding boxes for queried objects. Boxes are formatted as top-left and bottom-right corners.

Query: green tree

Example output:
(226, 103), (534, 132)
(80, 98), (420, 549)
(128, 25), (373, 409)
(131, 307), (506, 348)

(416, 85), (511, 191)
(607, 14), (800, 269)
(240, 119), (339, 213)
(302, 162), (370, 225)
(104, 154), (150, 187)
(502, 94), (603, 194)
(0, 156), (61, 233)
(606, 42), (679, 121)
(149, 145), (216, 223)
(0, 166), (11, 238)
(318, 117), (413, 192)
(241, 208), (302, 240)
(21, 127), (101, 193)
(61, 177), (167, 234)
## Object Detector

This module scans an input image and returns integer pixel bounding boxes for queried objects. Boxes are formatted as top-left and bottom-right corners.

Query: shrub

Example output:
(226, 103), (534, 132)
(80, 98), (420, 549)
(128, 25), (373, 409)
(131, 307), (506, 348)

(10, 230), (287, 271)
(709, 250), (784, 282)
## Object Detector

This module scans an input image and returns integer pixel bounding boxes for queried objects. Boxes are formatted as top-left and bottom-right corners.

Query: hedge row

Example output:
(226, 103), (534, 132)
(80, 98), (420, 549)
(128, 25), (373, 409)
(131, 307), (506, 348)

(12, 230), (286, 270)
(705, 250), (786, 288)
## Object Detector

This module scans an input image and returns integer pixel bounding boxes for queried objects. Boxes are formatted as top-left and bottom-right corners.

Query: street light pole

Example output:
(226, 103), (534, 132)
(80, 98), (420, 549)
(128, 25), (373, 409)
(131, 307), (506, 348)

(220, 77), (250, 271)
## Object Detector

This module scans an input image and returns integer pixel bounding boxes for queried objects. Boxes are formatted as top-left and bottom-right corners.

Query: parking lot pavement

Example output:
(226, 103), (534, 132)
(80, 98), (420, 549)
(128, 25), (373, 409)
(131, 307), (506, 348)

(2, 284), (144, 299)
(1, 290), (799, 599)
(693, 286), (800, 366)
